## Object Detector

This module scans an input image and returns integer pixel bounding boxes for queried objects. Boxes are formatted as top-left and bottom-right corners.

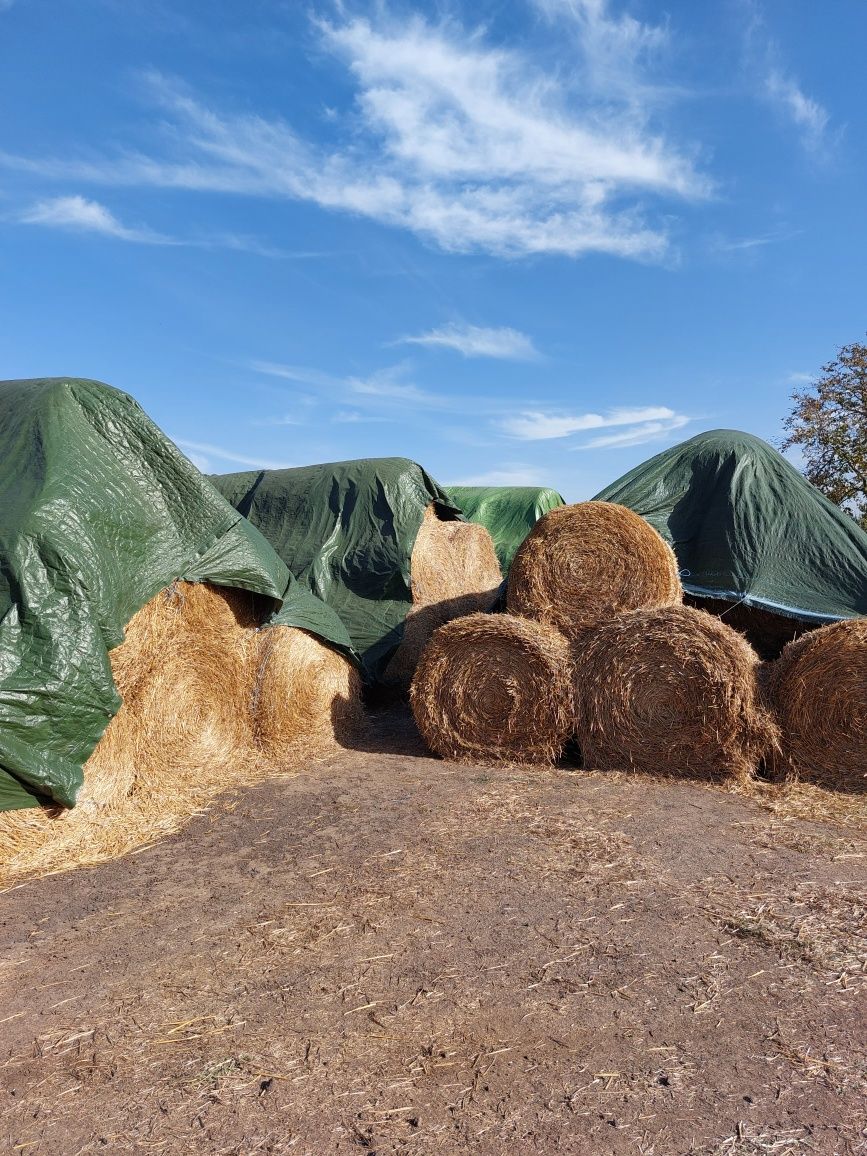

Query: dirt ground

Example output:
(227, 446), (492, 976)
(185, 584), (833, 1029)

(1, 708), (865, 1156)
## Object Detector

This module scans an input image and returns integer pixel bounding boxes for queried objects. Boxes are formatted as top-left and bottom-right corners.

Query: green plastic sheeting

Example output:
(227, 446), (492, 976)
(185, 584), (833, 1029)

(448, 486), (566, 573)
(594, 429), (867, 622)
(211, 458), (462, 680)
(0, 378), (353, 814)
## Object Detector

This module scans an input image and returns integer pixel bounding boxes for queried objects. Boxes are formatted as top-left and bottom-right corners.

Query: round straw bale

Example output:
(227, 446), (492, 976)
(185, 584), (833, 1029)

(507, 501), (681, 640)
(0, 582), (260, 882)
(765, 618), (867, 792)
(251, 625), (364, 762)
(410, 612), (572, 766)
(384, 505), (503, 687)
(571, 604), (778, 782)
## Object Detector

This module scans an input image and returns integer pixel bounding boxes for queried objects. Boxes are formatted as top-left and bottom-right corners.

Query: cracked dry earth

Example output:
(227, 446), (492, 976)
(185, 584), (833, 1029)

(1, 708), (865, 1155)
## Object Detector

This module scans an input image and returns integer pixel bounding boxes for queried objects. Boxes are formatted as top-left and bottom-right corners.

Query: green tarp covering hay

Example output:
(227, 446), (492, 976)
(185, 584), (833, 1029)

(447, 486), (566, 573)
(594, 430), (867, 645)
(212, 459), (501, 682)
(0, 378), (354, 814)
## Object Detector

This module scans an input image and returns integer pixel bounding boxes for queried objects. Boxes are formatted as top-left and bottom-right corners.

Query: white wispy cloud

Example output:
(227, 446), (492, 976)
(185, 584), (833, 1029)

(765, 69), (829, 154)
(578, 414), (690, 448)
(19, 195), (175, 243)
(399, 323), (538, 360)
(172, 438), (291, 470)
(450, 465), (548, 486)
(1, 10), (709, 261)
(499, 405), (681, 440)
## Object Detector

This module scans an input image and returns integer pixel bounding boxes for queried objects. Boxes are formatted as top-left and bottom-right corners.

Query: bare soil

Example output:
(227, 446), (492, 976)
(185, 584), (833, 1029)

(1, 708), (865, 1155)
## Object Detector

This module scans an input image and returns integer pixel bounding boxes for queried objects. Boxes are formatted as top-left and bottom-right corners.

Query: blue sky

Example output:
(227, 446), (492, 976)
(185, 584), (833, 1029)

(1, 0), (864, 498)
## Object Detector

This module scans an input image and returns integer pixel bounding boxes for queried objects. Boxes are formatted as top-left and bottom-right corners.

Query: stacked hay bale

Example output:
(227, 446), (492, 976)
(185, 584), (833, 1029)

(412, 500), (777, 781)
(764, 619), (866, 793)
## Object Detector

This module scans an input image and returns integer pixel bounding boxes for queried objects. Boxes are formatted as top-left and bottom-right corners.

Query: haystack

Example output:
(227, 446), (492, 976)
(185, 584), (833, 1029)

(571, 604), (777, 782)
(765, 618), (867, 792)
(383, 505), (503, 686)
(410, 612), (572, 766)
(0, 582), (364, 884)
(507, 501), (681, 640)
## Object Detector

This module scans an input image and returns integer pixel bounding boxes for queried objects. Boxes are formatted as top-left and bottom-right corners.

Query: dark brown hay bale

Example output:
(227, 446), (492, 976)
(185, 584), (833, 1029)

(765, 618), (867, 792)
(250, 625), (364, 762)
(507, 501), (681, 640)
(571, 604), (778, 782)
(384, 505), (503, 686)
(410, 612), (572, 766)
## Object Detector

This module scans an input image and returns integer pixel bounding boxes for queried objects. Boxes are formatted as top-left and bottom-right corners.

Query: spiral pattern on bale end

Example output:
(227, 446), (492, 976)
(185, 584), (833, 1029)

(766, 618), (867, 793)
(572, 604), (778, 782)
(410, 612), (572, 767)
(507, 501), (681, 640)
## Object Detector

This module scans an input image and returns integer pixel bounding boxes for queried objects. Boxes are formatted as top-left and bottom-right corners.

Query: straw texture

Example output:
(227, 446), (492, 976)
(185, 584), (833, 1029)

(571, 604), (778, 782)
(410, 611), (572, 766)
(507, 501), (681, 640)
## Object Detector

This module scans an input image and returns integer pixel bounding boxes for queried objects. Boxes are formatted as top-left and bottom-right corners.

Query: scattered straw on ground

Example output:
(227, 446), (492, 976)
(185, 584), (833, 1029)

(410, 612), (572, 766)
(571, 604), (778, 782)
(765, 618), (867, 793)
(506, 500), (681, 640)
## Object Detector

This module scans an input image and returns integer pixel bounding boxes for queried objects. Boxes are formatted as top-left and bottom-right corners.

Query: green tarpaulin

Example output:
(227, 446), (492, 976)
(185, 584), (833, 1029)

(594, 429), (867, 622)
(0, 378), (353, 814)
(447, 486), (566, 573)
(211, 458), (462, 680)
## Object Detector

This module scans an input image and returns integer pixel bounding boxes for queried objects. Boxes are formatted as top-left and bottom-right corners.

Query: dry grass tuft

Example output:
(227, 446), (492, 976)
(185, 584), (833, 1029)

(410, 611), (572, 767)
(765, 618), (867, 793)
(0, 582), (363, 884)
(384, 505), (502, 686)
(572, 604), (778, 783)
(506, 501), (681, 640)
(733, 779), (867, 831)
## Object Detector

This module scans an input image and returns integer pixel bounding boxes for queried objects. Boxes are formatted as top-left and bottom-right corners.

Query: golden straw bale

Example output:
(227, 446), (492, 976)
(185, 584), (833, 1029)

(410, 612), (572, 767)
(251, 625), (365, 762)
(384, 505), (503, 686)
(507, 501), (681, 640)
(765, 618), (867, 793)
(571, 604), (778, 783)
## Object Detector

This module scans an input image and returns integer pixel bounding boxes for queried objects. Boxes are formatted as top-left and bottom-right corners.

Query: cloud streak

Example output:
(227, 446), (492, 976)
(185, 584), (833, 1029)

(19, 195), (175, 243)
(172, 438), (291, 470)
(499, 405), (682, 440)
(1, 10), (710, 261)
(399, 323), (539, 360)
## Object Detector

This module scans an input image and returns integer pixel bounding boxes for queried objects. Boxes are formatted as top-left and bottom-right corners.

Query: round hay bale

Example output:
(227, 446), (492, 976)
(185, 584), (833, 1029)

(765, 618), (867, 792)
(507, 501), (681, 640)
(251, 625), (364, 762)
(384, 505), (503, 687)
(410, 612), (572, 766)
(571, 604), (778, 782)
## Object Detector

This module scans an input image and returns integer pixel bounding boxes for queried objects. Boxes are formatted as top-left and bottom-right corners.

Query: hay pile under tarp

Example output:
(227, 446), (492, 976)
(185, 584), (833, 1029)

(447, 485), (566, 573)
(212, 458), (502, 683)
(594, 429), (867, 658)
(410, 612), (572, 766)
(765, 618), (867, 793)
(571, 605), (777, 782)
(0, 378), (363, 879)
(507, 501), (681, 640)
(383, 505), (503, 687)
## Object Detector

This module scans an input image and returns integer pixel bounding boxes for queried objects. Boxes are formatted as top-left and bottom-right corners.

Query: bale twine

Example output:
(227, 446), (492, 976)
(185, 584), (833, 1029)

(0, 581), (365, 884)
(507, 501), (681, 640)
(765, 618), (867, 792)
(410, 612), (572, 766)
(384, 505), (503, 686)
(251, 625), (364, 762)
(571, 604), (778, 782)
